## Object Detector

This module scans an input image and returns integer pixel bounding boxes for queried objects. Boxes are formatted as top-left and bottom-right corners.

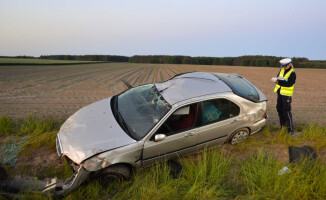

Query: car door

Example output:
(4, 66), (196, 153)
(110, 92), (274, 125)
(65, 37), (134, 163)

(196, 98), (242, 150)
(142, 103), (200, 166)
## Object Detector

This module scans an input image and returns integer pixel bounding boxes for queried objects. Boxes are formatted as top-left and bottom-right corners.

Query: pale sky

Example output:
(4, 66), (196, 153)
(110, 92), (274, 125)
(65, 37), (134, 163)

(1, 0), (326, 60)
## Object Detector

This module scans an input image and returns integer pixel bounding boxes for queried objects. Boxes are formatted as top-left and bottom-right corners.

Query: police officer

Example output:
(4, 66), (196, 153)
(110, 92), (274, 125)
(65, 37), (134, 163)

(272, 58), (296, 134)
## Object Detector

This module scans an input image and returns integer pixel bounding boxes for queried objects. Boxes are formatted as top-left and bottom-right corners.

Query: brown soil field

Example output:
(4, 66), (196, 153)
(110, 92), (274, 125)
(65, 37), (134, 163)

(1, 63), (326, 126)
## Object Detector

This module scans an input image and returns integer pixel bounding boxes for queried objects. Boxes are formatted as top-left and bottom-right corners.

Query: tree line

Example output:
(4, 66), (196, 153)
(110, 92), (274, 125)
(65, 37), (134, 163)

(129, 55), (315, 67)
(39, 55), (129, 62)
(2, 55), (326, 68)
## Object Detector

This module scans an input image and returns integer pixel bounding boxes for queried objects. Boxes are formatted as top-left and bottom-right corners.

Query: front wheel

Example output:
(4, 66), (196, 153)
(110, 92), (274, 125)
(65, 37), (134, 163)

(229, 128), (249, 145)
(100, 164), (131, 184)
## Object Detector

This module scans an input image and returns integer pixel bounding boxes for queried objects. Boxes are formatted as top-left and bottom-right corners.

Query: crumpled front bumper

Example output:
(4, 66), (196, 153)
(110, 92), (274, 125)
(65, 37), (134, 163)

(0, 164), (90, 198)
(42, 166), (90, 197)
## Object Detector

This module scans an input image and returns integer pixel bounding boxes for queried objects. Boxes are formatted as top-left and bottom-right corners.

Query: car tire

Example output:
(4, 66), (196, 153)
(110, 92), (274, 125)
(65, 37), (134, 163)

(228, 128), (249, 145)
(100, 164), (131, 183)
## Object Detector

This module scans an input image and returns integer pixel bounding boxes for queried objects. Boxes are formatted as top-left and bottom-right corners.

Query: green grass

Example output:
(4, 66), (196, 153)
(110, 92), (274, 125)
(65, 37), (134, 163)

(1, 116), (325, 199)
(63, 180), (118, 200)
(18, 115), (62, 136)
(20, 131), (57, 156)
(302, 124), (326, 149)
(0, 115), (62, 137)
(0, 58), (103, 65)
(0, 115), (13, 136)
(0, 115), (63, 167)
(237, 153), (326, 199)
(60, 148), (326, 200)
(272, 127), (297, 145)
(261, 125), (272, 137)
(116, 150), (234, 200)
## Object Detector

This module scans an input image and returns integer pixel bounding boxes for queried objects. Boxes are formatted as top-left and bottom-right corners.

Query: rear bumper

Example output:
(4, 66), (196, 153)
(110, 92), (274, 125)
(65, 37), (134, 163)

(249, 118), (267, 135)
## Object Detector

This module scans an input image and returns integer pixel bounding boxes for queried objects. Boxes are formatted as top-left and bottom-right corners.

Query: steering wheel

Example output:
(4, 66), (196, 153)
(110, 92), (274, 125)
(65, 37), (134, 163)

(163, 123), (174, 133)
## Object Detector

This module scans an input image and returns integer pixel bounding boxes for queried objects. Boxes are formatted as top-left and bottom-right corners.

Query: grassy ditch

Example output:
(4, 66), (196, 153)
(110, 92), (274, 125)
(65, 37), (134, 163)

(0, 115), (62, 137)
(0, 116), (325, 199)
(0, 115), (63, 167)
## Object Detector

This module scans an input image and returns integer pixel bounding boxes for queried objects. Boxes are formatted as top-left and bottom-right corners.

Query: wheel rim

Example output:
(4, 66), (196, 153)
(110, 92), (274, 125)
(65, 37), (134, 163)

(102, 173), (123, 183)
(231, 130), (249, 145)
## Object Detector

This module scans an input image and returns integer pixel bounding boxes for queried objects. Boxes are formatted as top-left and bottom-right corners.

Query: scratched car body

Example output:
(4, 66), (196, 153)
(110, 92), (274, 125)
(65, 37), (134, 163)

(48, 72), (267, 195)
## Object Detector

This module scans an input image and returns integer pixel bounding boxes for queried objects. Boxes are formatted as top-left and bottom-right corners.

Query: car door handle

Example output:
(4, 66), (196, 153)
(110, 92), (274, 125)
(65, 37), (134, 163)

(185, 132), (195, 137)
(231, 119), (239, 124)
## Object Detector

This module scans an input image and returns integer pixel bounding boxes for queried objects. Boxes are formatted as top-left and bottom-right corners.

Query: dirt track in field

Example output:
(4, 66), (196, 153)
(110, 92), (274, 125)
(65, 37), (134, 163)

(0, 63), (326, 126)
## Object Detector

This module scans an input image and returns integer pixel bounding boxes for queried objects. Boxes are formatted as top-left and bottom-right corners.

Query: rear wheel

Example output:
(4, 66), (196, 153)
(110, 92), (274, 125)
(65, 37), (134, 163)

(100, 164), (131, 183)
(229, 128), (249, 145)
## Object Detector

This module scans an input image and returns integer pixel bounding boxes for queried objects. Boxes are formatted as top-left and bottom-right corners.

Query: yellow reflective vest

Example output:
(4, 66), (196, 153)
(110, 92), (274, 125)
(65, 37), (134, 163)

(274, 68), (295, 96)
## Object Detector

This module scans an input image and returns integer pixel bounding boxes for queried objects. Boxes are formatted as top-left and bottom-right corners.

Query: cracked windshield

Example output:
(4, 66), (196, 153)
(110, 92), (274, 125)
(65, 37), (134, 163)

(118, 84), (171, 139)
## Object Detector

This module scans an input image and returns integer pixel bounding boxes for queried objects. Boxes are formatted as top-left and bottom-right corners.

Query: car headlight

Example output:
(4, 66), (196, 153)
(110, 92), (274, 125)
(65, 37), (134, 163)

(56, 134), (63, 157)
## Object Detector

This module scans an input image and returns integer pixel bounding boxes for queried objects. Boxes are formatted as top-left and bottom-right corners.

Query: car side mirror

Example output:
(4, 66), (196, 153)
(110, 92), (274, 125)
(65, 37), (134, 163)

(154, 134), (166, 142)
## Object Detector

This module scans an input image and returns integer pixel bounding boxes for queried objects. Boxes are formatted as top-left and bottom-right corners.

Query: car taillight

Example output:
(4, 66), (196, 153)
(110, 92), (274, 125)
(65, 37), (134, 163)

(263, 112), (267, 119)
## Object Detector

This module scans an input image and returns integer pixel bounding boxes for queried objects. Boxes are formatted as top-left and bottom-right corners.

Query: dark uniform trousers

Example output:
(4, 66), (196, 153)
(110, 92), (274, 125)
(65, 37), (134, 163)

(276, 92), (294, 132)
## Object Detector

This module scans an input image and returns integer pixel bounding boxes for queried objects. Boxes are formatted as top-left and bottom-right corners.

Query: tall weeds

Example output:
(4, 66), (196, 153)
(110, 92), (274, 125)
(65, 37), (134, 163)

(302, 124), (326, 149)
(0, 115), (62, 137)
(0, 115), (14, 136)
(238, 153), (326, 199)
(18, 115), (61, 136)
(115, 149), (233, 200)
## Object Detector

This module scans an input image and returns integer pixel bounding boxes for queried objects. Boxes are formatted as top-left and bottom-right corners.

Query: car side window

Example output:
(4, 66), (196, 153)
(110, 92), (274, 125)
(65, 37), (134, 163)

(202, 98), (240, 126)
(156, 103), (198, 137)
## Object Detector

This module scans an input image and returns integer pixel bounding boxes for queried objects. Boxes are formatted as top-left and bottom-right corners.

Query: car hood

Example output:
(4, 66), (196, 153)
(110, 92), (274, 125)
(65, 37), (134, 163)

(58, 97), (136, 164)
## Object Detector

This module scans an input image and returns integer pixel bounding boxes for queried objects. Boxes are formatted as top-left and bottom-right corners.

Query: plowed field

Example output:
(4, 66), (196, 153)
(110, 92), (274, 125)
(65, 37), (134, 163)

(1, 63), (325, 126)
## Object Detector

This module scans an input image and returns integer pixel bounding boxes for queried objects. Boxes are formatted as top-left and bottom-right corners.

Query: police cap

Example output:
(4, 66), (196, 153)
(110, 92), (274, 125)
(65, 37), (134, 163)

(280, 58), (292, 67)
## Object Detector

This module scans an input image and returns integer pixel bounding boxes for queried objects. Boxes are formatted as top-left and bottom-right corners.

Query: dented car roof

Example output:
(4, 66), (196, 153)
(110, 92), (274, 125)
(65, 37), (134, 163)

(155, 72), (232, 105)
(155, 72), (267, 105)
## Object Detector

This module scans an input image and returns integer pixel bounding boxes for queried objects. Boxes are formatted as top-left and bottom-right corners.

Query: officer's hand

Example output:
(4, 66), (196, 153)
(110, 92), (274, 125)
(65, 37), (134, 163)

(271, 77), (277, 82)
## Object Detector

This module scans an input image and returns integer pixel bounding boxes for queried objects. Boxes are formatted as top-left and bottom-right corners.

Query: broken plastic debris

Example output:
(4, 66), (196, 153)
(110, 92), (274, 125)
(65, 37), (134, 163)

(278, 166), (291, 175)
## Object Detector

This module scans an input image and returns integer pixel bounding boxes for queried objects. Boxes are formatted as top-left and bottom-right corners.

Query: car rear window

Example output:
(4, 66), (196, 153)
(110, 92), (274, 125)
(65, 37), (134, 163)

(214, 74), (259, 102)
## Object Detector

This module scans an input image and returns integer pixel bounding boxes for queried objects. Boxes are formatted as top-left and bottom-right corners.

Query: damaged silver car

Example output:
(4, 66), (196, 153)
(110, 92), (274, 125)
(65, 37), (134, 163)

(45, 72), (267, 196)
